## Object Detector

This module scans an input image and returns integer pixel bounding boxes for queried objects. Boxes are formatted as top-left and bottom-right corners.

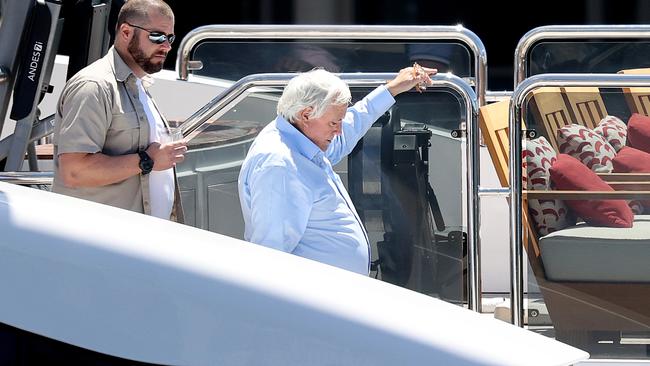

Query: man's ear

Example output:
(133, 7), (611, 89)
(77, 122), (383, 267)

(117, 23), (132, 41)
(298, 107), (313, 123)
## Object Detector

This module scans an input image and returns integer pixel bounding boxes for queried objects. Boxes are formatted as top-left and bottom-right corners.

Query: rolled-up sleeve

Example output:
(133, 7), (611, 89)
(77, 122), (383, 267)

(326, 85), (395, 165)
(55, 80), (111, 155)
(247, 165), (313, 253)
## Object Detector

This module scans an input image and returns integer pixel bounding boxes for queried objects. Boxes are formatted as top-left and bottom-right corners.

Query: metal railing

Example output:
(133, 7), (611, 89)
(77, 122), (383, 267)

(485, 90), (512, 103)
(174, 24), (488, 105)
(178, 72), (483, 312)
(514, 25), (650, 87)
(0, 171), (53, 185)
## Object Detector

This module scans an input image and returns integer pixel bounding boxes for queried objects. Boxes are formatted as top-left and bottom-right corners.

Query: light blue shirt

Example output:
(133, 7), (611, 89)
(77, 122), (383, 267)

(238, 86), (395, 274)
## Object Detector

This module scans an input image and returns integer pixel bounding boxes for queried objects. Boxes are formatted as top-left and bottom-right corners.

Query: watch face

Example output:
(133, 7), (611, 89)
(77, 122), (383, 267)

(139, 152), (154, 174)
(142, 159), (154, 170)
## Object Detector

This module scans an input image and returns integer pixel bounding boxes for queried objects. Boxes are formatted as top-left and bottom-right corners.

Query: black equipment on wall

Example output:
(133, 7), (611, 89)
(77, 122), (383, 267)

(61, 0), (112, 79)
(10, 0), (57, 121)
(348, 104), (466, 302)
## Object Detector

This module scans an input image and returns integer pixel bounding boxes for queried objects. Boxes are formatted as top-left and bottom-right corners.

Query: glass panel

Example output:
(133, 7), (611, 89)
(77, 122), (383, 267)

(529, 41), (650, 76)
(346, 88), (466, 302)
(177, 84), (467, 303)
(191, 41), (472, 81)
(176, 87), (282, 238)
(523, 87), (650, 359)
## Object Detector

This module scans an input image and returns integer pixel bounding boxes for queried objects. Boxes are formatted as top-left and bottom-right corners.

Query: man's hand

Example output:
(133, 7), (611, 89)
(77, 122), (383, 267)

(386, 64), (437, 96)
(146, 141), (187, 171)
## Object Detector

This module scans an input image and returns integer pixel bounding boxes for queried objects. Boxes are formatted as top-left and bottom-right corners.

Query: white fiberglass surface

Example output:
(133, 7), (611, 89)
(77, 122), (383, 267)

(0, 182), (586, 365)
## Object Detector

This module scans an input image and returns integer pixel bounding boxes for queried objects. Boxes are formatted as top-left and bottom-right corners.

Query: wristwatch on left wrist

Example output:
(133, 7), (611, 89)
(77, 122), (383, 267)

(138, 151), (154, 175)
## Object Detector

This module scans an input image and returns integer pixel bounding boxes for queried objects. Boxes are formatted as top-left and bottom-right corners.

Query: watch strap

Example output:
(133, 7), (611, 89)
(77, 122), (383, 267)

(138, 150), (154, 175)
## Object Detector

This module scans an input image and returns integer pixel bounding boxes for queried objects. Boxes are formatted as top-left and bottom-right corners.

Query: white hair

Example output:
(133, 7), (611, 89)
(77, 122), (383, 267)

(277, 69), (351, 123)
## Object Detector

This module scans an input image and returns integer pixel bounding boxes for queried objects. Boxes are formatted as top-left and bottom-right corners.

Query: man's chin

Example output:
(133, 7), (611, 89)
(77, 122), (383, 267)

(142, 62), (164, 74)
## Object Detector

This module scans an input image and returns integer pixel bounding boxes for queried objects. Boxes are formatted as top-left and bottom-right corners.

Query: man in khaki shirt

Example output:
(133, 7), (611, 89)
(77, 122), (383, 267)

(53, 0), (186, 221)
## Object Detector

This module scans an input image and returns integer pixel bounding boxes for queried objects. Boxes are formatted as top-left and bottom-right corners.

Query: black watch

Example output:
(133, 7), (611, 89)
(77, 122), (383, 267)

(138, 151), (154, 175)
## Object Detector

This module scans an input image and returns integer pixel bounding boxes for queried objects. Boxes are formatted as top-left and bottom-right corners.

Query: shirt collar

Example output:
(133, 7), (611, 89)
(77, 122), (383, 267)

(108, 46), (155, 88)
(275, 115), (323, 161)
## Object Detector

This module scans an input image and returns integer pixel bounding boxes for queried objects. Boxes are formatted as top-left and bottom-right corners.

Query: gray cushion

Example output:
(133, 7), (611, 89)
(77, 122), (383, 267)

(539, 215), (650, 282)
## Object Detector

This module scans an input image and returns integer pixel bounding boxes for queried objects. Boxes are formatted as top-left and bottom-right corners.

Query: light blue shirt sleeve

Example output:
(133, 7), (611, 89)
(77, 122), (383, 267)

(246, 165), (313, 253)
(326, 85), (395, 165)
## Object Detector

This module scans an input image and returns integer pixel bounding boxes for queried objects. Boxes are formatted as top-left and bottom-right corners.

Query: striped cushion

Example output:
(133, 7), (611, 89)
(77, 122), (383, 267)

(522, 137), (575, 236)
(593, 115), (627, 152)
(557, 124), (616, 173)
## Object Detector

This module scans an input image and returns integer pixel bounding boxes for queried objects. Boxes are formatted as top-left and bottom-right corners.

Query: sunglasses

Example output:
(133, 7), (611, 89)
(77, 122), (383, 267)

(126, 22), (175, 45)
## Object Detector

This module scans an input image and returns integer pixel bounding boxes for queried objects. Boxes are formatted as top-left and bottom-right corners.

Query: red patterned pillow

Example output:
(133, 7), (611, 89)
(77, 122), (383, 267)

(522, 137), (575, 236)
(550, 154), (634, 228)
(593, 115), (627, 152)
(627, 113), (650, 153)
(557, 124), (616, 173)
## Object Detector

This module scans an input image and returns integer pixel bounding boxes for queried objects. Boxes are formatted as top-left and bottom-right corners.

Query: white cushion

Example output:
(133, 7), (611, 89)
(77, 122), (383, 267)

(539, 215), (650, 282)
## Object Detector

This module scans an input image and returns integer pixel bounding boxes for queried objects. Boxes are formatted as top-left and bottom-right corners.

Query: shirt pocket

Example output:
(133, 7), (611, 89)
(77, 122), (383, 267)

(105, 112), (140, 156)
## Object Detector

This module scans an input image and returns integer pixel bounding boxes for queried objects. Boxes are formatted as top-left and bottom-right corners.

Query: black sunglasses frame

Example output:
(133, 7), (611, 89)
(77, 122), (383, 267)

(126, 22), (175, 45)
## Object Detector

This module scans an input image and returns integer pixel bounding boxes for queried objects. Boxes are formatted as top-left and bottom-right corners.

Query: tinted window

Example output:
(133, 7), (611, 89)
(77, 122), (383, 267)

(191, 41), (472, 81)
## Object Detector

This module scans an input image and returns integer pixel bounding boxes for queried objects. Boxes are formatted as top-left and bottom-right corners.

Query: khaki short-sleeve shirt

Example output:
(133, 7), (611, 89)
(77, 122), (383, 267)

(53, 47), (183, 221)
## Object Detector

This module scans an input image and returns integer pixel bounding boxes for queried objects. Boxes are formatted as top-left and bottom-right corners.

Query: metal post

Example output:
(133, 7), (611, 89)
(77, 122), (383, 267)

(508, 98), (524, 327)
(464, 87), (482, 312)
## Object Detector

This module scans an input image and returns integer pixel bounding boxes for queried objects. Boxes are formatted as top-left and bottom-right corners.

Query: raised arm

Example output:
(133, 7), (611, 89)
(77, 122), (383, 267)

(386, 64), (437, 96)
(326, 65), (436, 164)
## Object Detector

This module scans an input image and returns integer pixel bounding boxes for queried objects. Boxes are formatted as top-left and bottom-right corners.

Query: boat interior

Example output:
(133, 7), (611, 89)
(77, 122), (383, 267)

(2, 0), (650, 364)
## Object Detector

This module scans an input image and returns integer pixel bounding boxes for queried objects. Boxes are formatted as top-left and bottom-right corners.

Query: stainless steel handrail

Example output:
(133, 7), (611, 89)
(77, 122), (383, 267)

(485, 90), (512, 103)
(0, 171), (53, 185)
(477, 187), (509, 197)
(179, 72), (482, 312)
(514, 25), (650, 87)
(509, 73), (650, 326)
(174, 24), (488, 105)
(181, 73), (399, 137)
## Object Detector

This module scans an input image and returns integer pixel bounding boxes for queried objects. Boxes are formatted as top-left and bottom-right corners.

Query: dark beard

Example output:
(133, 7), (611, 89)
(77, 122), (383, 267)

(127, 34), (165, 74)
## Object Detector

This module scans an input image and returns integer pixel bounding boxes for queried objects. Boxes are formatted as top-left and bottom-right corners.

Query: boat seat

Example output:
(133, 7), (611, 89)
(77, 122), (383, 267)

(525, 87), (650, 283)
(528, 87), (606, 151)
(540, 214), (650, 282)
(619, 68), (650, 116)
(479, 97), (650, 344)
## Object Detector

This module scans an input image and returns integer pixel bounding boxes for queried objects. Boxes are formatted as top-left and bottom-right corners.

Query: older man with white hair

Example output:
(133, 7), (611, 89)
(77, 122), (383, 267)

(238, 67), (436, 275)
